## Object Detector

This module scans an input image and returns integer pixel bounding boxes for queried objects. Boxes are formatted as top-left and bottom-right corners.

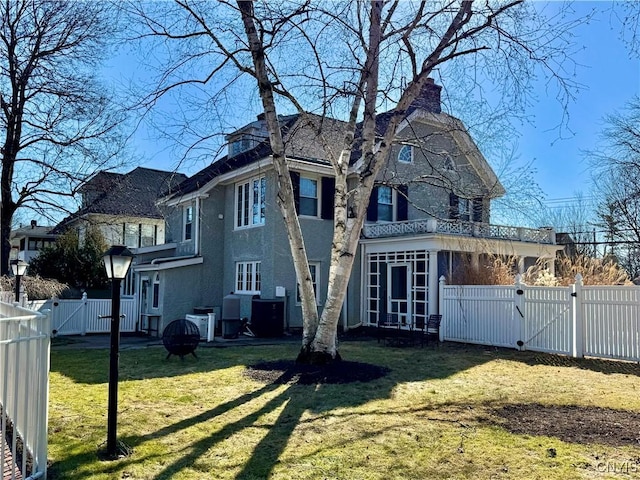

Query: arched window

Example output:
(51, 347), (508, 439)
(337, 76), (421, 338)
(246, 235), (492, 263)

(398, 145), (413, 163)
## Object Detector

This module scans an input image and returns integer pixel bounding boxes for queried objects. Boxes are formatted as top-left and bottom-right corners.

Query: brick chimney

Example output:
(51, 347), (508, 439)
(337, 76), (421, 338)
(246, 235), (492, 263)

(409, 78), (442, 114)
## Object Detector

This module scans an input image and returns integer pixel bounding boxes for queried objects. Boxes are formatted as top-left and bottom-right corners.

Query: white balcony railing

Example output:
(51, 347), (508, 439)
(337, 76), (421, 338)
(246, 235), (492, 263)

(362, 218), (555, 244)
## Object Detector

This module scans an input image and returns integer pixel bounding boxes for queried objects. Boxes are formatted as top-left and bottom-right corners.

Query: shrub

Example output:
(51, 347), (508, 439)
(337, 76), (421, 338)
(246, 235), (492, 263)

(0, 275), (68, 300)
(28, 227), (109, 290)
(448, 252), (631, 286)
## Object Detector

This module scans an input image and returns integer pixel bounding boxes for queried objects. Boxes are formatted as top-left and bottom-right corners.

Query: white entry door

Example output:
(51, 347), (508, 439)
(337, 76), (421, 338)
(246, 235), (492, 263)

(387, 263), (411, 327)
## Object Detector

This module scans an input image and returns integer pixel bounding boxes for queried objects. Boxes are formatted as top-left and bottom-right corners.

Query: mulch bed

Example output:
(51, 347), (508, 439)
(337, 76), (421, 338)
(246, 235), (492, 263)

(244, 360), (390, 385)
(493, 403), (640, 448)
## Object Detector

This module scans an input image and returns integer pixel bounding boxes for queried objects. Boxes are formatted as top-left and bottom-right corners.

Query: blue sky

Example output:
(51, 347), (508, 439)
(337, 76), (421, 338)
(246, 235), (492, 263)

(516, 2), (639, 203)
(120, 1), (639, 215)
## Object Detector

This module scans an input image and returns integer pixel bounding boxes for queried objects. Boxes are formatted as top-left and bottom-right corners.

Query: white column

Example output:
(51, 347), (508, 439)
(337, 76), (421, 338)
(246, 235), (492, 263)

(428, 250), (439, 315)
(547, 257), (556, 275)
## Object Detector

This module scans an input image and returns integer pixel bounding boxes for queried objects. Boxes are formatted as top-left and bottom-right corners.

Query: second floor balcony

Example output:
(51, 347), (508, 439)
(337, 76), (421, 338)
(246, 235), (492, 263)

(361, 218), (556, 245)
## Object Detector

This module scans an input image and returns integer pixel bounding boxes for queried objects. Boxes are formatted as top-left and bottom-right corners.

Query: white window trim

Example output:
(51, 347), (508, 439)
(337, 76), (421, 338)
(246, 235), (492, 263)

(183, 204), (193, 242)
(398, 144), (414, 164)
(297, 262), (320, 305)
(236, 261), (261, 294)
(377, 186), (396, 223)
(235, 175), (266, 229)
(459, 197), (470, 220)
(299, 175), (320, 218)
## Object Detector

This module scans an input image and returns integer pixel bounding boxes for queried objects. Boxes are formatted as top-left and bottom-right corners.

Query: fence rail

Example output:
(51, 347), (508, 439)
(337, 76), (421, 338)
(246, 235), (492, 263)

(1, 291), (139, 336)
(0, 301), (49, 480)
(440, 275), (640, 363)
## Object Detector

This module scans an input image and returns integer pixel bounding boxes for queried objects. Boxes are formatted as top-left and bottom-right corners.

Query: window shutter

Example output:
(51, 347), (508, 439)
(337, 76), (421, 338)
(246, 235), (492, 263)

(290, 171), (300, 214)
(472, 197), (483, 222)
(367, 186), (379, 221)
(320, 177), (335, 220)
(396, 184), (408, 221)
(449, 192), (459, 219)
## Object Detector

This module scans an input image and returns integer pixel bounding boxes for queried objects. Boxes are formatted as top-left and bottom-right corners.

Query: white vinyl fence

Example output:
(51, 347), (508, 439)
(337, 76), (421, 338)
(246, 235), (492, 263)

(440, 275), (640, 363)
(0, 301), (49, 480)
(45, 293), (138, 336)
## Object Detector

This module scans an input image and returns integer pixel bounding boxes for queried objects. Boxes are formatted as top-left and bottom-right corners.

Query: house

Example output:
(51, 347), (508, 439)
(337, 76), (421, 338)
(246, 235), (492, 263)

(134, 80), (563, 336)
(53, 167), (187, 250)
(10, 220), (57, 263)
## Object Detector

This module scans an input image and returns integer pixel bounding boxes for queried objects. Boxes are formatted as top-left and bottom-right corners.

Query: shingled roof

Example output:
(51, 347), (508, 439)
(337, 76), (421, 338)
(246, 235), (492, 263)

(162, 115), (301, 200)
(54, 167), (187, 233)
(166, 141), (274, 198)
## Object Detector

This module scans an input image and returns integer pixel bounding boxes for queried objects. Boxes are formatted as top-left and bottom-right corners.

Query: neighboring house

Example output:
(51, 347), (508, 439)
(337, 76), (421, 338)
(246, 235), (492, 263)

(10, 221), (57, 263)
(54, 167), (187, 250)
(134, 80), (563, 335)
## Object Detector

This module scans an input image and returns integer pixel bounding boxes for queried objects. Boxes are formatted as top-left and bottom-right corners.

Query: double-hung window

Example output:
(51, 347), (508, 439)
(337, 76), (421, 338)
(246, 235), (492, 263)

(236, 176), (266, 228)
(297, 262), (319, 304)
(299, 177), (318, 217)
(236, 261), (261, 294)
(124, 223), (139, 248)
(140, 224), (156, 247)
(367, 184), (408, 222)
(377, 186), (394, 222)
(459, 198), (470, 221)
(184, 205), (193, 241)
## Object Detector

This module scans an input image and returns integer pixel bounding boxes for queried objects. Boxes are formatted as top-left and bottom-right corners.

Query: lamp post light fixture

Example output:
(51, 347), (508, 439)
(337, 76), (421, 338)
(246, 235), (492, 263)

(102, 245), (134, 459)
(10, 259), (28, 303)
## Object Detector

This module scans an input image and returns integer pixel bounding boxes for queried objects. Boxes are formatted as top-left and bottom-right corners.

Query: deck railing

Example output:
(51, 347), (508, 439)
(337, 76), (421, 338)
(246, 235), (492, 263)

(362, 218), (556, 244)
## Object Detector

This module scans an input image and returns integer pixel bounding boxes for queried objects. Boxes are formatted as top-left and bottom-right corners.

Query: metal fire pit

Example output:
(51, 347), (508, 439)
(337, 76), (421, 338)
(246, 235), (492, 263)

(162, 319), (200, 359)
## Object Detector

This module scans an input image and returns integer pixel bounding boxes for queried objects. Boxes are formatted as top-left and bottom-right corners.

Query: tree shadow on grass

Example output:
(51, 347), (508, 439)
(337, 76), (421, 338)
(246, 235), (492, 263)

(49, 341), (640, 479)
(125, 343), (494, 479)
(50, 341), (494, 479)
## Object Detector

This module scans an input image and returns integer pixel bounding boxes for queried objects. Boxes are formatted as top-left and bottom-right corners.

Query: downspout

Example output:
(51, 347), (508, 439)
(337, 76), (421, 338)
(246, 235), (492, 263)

(194, 197), (201, 256)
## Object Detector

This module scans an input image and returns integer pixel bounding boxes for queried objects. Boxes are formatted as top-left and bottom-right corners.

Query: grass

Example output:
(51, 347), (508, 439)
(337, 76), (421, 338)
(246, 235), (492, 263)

(48, 340), (640, 479)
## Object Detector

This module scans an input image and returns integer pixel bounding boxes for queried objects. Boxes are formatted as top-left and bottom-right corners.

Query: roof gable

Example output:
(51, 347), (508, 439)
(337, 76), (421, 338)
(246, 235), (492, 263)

(54, 167), (187, 232)
(397, 110), (505, 198)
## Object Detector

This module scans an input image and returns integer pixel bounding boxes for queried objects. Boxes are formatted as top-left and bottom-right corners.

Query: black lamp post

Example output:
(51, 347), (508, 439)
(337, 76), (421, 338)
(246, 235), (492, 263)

(10, 259), (28, 303)
(102, 245), (134, 458)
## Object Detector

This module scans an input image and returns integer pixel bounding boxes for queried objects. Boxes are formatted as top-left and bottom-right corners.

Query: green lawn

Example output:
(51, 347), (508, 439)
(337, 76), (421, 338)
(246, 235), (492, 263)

(48, 340), (640, 479)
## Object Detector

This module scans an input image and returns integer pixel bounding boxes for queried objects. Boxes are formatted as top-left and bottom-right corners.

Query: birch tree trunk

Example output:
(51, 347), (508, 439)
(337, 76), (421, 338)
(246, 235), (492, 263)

(145, 0), (582, 364)
(238, 2), (320, 350)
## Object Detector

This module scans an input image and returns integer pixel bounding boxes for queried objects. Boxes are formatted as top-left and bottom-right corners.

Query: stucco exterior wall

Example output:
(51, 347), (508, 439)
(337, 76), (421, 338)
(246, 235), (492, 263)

(375, 120), (491, 222)
(158, 264), (205, 328)
(198, 188), (226, 308)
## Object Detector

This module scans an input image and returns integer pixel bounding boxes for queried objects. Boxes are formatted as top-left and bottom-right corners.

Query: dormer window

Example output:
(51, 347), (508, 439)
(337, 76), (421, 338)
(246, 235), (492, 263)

(398, 145), (413, 164)
(230, 136), (254, 157)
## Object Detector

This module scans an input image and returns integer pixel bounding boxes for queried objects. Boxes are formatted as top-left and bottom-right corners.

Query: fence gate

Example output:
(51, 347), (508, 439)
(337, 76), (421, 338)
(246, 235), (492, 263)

(520, 284), (573, 355)
(49, 294), (138, 335)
